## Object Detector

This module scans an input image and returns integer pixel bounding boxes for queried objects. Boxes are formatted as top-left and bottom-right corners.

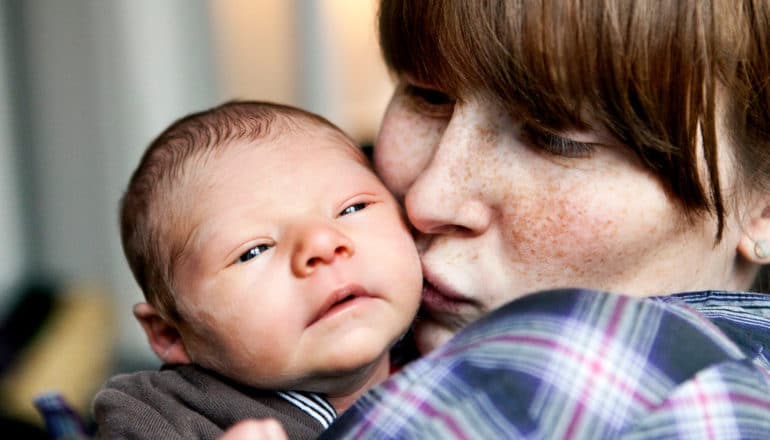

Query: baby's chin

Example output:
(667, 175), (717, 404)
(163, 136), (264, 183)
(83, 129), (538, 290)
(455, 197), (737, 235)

(288, 352), (391, 397)
(414, 320), (456, 354)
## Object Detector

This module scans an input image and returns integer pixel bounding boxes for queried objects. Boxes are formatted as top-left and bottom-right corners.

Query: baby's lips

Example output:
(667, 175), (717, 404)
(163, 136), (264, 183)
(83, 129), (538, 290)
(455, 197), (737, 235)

(309, 283), (372, 325)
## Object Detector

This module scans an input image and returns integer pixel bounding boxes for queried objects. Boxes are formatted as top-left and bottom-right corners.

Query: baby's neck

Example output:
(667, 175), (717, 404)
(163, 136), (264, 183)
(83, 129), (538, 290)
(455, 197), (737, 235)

(325, 354), (391, 414)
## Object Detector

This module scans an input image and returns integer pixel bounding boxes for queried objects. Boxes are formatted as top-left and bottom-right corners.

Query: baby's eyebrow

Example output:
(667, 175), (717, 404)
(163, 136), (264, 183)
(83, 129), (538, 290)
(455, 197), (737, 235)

(171, 227), (204, 274)
(174, 216), (229, 271)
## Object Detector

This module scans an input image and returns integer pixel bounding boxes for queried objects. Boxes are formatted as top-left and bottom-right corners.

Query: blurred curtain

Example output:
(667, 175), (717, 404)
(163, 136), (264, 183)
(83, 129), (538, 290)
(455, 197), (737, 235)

(2, 0), (219, 364)
(0, 2), (26, 317)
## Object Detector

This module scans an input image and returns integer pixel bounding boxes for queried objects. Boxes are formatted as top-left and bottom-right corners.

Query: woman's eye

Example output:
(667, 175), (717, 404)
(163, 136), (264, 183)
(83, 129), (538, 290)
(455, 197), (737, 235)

(521, 124), (595, 158)
(238, 244), (273, 263)
(402, 84), (455, 117)
(339, 203), (368, 217)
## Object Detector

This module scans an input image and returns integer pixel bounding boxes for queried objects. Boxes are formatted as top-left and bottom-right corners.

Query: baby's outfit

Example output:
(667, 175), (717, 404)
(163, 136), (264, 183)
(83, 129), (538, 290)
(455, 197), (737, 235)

(93, 363), (335, 440)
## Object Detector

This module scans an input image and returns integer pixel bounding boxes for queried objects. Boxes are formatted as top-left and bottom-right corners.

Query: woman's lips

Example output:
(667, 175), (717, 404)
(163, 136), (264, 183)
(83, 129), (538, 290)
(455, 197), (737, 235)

(420, 270), (477, 314)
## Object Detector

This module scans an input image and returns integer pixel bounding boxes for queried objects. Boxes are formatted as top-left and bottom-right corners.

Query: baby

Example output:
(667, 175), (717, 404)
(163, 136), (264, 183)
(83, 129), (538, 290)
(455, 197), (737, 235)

(93, 101), (422, 439)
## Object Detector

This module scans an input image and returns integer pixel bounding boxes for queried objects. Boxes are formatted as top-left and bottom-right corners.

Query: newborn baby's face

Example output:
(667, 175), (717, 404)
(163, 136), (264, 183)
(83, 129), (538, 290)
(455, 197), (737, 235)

(171, 129), (421, 392)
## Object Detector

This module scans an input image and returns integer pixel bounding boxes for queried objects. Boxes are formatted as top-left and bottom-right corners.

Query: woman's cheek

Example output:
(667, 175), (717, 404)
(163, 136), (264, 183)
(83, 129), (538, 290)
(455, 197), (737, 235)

(500, 180), (629, 273)
(374, 107), (443, 197)
(499, 170), (681, 292)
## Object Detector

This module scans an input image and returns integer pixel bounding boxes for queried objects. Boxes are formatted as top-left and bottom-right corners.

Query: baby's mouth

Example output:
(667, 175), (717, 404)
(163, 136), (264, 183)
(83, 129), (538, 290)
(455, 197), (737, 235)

(309, 284), (372, 325)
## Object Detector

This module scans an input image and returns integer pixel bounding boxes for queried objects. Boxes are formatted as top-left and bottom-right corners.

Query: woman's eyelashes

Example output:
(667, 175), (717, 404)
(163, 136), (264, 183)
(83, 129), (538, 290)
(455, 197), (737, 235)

(339, 202), (369, 217)
(238, 243), (273, 263)
(402, 84), (454, 117)
(521, 123), (596, 158)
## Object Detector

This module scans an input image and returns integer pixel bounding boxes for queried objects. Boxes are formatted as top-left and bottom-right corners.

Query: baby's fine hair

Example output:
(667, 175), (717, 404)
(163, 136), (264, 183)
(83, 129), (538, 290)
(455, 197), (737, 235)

(120, 101), (360, 322)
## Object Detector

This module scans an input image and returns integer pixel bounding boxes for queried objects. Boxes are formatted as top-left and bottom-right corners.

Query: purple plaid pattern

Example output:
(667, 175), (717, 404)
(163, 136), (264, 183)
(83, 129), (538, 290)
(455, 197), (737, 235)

(321, 289), (770, 439)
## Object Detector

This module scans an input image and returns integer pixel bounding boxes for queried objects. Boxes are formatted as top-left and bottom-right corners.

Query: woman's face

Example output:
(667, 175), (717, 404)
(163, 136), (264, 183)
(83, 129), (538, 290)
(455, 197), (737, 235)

(375, 81), (749, 353)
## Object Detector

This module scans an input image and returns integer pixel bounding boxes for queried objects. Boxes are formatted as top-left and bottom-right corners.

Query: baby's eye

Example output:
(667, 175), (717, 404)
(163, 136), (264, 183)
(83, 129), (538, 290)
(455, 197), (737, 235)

(402, 84), (455, 118)
(339, 202), (368, 217)
(238, 244), (273, 263)
(521, 123), (595, 158)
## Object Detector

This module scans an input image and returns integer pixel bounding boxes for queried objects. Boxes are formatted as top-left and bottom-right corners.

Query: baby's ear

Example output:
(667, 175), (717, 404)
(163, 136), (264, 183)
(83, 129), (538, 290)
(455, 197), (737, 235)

(133, 302), (192, 364)
(737, 203), (770, 264)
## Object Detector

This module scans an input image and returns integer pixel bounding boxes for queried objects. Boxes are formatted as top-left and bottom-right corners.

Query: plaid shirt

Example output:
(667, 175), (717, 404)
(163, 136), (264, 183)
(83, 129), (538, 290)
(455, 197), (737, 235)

(321, 289), (770, 439)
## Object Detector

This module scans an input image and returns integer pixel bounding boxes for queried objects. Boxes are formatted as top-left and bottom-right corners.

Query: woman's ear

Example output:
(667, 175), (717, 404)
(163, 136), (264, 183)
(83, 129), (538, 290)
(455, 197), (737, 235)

(737, 205), (770, 264)
(133, 302), (192, 364)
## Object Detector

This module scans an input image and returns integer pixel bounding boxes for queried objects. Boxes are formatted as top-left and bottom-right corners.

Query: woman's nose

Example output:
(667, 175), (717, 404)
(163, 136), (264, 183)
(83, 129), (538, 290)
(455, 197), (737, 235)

(404, 101), (495, 236)
(290, 222), (354, 277)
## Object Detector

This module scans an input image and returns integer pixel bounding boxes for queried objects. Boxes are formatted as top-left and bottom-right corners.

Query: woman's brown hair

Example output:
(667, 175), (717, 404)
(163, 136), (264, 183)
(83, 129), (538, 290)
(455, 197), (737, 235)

(378, 0), (770, 242)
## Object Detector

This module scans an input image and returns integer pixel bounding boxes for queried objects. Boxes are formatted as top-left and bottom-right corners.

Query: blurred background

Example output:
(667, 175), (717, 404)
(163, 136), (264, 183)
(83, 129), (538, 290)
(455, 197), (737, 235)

(0, 0), (391, 431)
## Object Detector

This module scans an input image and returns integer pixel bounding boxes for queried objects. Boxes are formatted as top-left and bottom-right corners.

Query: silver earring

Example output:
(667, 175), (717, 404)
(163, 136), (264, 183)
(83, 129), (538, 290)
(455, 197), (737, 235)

(755, 240), (770, 259)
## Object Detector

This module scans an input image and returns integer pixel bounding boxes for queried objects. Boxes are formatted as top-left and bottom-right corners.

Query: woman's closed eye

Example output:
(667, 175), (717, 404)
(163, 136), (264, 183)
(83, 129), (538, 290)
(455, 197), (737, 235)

(339, 202), (369, 217)
(521, 123), (596, 158)
(402, 84), (455, 118)
(238, 243), (273, 263)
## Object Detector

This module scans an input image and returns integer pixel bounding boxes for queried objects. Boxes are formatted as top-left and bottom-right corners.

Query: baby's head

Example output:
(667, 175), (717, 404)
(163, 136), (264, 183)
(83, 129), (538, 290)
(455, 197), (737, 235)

(121, 101), (421, 396)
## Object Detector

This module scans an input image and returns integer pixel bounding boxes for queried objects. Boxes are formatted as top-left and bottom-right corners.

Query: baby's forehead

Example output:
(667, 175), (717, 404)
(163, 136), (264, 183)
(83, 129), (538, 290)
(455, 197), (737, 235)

(176, 123), (365, 195)
(279, 120), (367, 160)
(167, 125), (370, 259)
(226, 122), (369, 168)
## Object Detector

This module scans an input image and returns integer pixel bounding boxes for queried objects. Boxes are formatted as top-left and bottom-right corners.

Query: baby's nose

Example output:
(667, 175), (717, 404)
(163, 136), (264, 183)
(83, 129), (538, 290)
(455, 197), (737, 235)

(290, 223), (354, 277)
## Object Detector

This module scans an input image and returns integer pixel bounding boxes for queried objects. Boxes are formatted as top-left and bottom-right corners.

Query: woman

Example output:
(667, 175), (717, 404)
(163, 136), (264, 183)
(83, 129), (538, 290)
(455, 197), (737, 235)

(320, 0), (770, 438)
(228, 0), (770, 437)
(372, 0), (770, 355)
